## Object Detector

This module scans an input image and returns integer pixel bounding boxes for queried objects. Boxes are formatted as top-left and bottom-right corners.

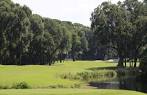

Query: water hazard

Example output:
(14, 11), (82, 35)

(89, 74), (147, 93)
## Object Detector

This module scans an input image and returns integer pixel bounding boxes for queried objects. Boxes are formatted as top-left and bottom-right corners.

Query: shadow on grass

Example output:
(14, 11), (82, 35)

(87, 66), (117, 71)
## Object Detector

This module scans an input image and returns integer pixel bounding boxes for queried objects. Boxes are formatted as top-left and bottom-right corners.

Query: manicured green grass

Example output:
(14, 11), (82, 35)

(0, 89), (146, 95)
(0, 61), (116, 88)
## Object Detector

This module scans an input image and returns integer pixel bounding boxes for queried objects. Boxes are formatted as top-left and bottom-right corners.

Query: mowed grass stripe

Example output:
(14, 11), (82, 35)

(0, 89), (146, 95)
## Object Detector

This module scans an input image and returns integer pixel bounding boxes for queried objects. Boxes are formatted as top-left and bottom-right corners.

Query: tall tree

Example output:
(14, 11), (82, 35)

(91, 0), (146, 67)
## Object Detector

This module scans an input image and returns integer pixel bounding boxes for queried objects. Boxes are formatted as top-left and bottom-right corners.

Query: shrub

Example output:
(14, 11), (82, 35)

(12, 82), (30, 89)
(0, 85), (9, 89)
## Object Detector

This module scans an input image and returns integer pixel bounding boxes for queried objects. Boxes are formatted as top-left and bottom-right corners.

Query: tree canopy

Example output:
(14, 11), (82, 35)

(0, 0), (91, 65)
(91, 0), (147, 67)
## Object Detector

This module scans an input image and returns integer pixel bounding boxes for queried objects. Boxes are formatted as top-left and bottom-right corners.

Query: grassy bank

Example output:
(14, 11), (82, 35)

(0, 89), (146, 95)
(0, 61), (116, 88)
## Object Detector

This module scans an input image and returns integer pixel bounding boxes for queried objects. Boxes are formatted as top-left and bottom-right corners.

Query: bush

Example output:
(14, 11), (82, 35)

(0, 85), (9, 89)
(12, 82), (30, 89)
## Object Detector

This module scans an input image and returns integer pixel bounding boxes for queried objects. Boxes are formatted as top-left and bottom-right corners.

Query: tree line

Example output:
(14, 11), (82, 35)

(91, 0), (147, 69)
(0, 0), (96, 65)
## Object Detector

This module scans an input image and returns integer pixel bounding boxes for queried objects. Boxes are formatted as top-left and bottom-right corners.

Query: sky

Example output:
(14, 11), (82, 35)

(12, 0), (123, 26)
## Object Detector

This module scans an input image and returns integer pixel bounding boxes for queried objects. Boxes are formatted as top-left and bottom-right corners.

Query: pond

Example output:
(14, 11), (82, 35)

(89, 74), (147, 93)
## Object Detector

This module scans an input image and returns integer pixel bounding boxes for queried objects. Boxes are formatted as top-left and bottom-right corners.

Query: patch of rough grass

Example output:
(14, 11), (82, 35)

(48, 83), (81, 88)
(0, 81), (30, 89)
(60, 70), (117, 82)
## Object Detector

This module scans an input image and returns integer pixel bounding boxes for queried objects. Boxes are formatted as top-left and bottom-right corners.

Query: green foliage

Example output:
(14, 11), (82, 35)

(91, 0), (147, 67)
(12, 82), (30, 89)
(140, 49), (147, 73)
(0, 0), (91, 65)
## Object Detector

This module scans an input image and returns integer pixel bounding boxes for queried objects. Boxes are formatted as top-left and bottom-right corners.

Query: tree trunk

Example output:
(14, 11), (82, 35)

(134, 58), (137, 67)
(19, 53), (22, 65)
(124, 58), (127, 67)
(117, 57), (124, 67)
(73, 56), (75, 61)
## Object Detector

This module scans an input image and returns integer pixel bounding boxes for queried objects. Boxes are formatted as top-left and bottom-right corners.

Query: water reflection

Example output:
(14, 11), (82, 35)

(119, 76), (147, 93)
(89, 75), (147, 93)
